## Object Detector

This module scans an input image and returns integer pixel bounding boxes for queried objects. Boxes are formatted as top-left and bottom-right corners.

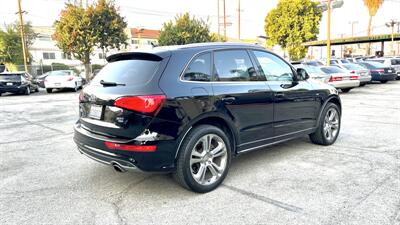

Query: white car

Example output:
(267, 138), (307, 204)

(44, 70), (83, 93)
(333, 63), (371, 86)
(319, 66), (360, 93)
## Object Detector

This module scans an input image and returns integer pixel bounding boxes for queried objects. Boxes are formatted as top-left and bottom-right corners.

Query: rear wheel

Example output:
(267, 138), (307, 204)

(341, 88), (351, 93)
(174, 125), (231, 193)
(73, 83), (78, 92)
(360, 83), (366, 87)
(46, 88), (52, 93)
(380, 80), (388, 83)
(309, 103), (341, 146)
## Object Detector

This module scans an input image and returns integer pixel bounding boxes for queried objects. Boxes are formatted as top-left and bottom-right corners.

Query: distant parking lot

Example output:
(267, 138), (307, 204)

(1, 82), (399, 225)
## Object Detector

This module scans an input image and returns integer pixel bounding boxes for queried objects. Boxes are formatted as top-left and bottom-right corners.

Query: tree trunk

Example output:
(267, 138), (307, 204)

(366, 15), (372, 56)
(84, 53), (91, 81)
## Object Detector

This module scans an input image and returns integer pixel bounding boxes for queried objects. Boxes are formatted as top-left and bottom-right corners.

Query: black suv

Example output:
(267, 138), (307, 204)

(0, 72), (39, 96)
(74, 43), (341, 192)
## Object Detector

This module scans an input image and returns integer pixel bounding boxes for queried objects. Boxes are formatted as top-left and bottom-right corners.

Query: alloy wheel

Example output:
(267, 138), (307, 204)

(190, 134), (228, 185)
(323, 108), (339, 141)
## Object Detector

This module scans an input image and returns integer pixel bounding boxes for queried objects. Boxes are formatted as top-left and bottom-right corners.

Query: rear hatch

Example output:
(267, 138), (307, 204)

(79, 52), (170, 139)
(0, 73), (22, 87)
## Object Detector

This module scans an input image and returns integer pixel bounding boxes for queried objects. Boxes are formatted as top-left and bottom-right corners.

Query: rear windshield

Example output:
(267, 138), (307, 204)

(340, 59), (350, 63)
(48, 71), (72, 76)
(342, 64), (364, 70)
(304, 61), (323, 66)
(363, 62), (385, 69)
(0, 74), (22, 80)
(366, 59), (385, 64)
(320, 67), (344, 74)
(391, 59), (400, 65)
(92, 59), (161, 86)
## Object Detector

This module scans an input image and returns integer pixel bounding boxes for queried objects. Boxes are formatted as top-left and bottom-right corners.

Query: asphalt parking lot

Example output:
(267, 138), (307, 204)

(1, 83), (399, 225)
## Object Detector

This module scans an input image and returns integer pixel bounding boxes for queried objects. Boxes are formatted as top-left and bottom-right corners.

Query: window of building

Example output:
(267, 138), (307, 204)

(131, 39), (139, 44)
(182, 53), (211, 82)
(213, 50), (259, 82)
(99, 53), (106, 59)
(43, 52), (56, 60)
(61, 53), (72, 60)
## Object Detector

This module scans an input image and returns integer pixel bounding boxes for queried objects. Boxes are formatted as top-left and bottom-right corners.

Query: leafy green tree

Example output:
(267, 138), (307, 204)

(54, 1), (127, 80)
(0, 21), (36, 65)
(158, 13), (216, 46)
(265, 0), (322, 60)
(91, 0), (127, 56)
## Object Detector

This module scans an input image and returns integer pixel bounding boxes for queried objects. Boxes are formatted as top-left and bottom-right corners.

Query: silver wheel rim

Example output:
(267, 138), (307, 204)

(190, 134), (228, 185)
(323, 108), (339, 141)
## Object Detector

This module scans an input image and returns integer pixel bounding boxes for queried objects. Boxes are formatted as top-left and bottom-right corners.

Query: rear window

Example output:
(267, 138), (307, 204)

(366, 59), (385, 64)
(92, 59), (160, 86)
(304, 61), (323, 66)
(391, 59), (400, 65)
(0, 74), (22, 80)
(48, 71), (72, 76)
(342, 64), (364, 70)
(320, 67), (344, 74)
(340, 59), (350, 63)
(364, 62), (385, 69)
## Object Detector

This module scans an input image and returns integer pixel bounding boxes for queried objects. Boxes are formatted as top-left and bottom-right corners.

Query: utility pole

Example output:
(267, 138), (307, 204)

(385, 20), (399, 55)
(238, 0), (241, 41)
(349, 21), (358, 37)
(217, 0), (220, 41)
(326, 0), (331, 66)
(17, 0), (28, 72)
(223, 0), (226, 41)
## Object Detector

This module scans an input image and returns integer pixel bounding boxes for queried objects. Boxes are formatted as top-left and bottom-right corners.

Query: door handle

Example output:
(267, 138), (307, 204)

(221, 96), (236, 104)
(274, 92), (285, 98)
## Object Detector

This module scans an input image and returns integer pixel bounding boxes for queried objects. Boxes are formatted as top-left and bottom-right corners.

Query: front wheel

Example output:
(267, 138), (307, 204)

(309, 103), (341, 146)
(46, 88), (52, 93)
(341, 88), (351, 93)
(174, 125), (231, 193)
(380, 80), (388, 83)
(24, 86), (31, 95)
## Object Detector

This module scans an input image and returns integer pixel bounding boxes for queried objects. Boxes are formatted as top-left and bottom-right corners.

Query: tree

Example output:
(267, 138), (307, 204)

(0, 21), (36, 65)
(158, 13), (216, 46)
(363, 0), (384, 55)
(54, 1), (127, 80)
(91, 0), (127, 56)
(264, 0), (322, 60)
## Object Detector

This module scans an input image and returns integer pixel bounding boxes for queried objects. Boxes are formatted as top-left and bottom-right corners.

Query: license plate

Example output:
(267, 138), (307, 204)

(6, 82), (13, 86)
(89, 105), (102, 119)
(55, 83), (61, 86)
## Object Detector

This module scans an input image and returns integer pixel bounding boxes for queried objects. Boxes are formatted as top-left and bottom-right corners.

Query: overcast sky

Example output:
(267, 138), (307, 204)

(0, 0), (399, 40)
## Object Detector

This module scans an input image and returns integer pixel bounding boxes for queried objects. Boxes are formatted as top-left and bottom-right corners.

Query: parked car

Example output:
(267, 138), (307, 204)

(332, 63), (371, 86)
(34, 72), (49, 88)
(0, 63), (7, 73)
(365, 58), (400, 79)
(44, 70), (83, 93)
(74, 43), (342, 193)
(346, 57), (363, 63)
(356, 61), (397, 83)
(329, 58), (351, 65)
(319, 66), (360, 92)
(0, 72), (39, 96)
(292, 65), (328, 83)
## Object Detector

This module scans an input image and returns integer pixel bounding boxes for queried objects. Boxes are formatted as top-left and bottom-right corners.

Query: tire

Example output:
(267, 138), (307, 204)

(360, 83), (366, 87)
(73, 83), (78, 92)
(46, 88), (52, 93)
(341, 88), (351, 93)
(24, 86), (31, 95)
(174, 125), (232, 193)
(380, 80), (388, 83)
(309, 103), (341, 146)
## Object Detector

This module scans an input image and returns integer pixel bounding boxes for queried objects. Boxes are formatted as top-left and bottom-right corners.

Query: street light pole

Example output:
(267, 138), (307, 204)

(327, 0), (331, 66)
(217, 0), (220, 41)
(238, 0), (240, 41)
(223, 0), (226, 41)
(17, 0), (28, 72)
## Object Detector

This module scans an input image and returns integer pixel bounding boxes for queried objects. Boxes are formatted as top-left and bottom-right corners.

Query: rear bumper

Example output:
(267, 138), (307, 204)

(45, 81), (76, 89)
(359, 76), (372, 83)
(0, 85), (27, 93)
(330, 80), (360, 89)
(73, 122), (177, 172)
(371, 74), (396, 81)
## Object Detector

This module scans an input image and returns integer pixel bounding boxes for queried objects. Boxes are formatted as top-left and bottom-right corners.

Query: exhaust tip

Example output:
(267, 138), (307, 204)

(112, 162), (127, 173)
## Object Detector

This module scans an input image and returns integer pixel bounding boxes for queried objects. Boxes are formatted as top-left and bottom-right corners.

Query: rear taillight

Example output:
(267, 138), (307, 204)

(372, 69), (384, 73)
(67, 76), (74, 81)
(104, 141), (157, 152)
(350, 75), (359, 80)
(114, 95), (166, 114)
(329, 76), (342, 82)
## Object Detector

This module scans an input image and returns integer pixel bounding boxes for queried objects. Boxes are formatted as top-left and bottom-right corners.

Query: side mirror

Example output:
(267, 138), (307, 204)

(296, 68), (310, 80)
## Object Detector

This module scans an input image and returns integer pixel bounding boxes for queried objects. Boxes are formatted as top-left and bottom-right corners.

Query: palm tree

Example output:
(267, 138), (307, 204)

(363, 0), (384, 55)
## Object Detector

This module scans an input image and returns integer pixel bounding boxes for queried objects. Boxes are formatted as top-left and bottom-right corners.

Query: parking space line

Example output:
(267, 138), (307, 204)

(222, 184), (303, 213)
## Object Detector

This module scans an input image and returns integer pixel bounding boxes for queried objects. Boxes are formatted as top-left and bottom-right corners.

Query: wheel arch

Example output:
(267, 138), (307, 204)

(175, 113), (239, 160)
(317, 95), (342, 125)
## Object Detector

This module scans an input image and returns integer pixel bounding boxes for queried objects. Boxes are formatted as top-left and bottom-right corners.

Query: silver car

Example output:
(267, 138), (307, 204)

(333, 64), (371, 86)
(319, 66), (360, 93)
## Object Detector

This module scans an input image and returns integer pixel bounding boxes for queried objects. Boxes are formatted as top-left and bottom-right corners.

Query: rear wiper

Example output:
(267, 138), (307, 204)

(99, 80), (126, 87)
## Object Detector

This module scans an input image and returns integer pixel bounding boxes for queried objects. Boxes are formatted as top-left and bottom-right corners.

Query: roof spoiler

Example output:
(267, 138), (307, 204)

(106, 52), (163, 63)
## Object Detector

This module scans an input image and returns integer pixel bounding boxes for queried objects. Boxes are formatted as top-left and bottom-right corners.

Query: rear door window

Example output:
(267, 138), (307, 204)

(391, 59), (400, 65)
(92, 59), (161, 86)
(213, 50), (260, 81)
(183, 53), (211, 82)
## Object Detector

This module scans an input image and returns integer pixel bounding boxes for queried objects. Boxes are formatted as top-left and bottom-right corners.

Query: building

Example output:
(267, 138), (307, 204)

(29, 26), (160, 69)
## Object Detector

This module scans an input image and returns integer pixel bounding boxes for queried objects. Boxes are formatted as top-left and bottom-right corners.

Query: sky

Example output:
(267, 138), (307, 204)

(0, 0), (399, 40)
